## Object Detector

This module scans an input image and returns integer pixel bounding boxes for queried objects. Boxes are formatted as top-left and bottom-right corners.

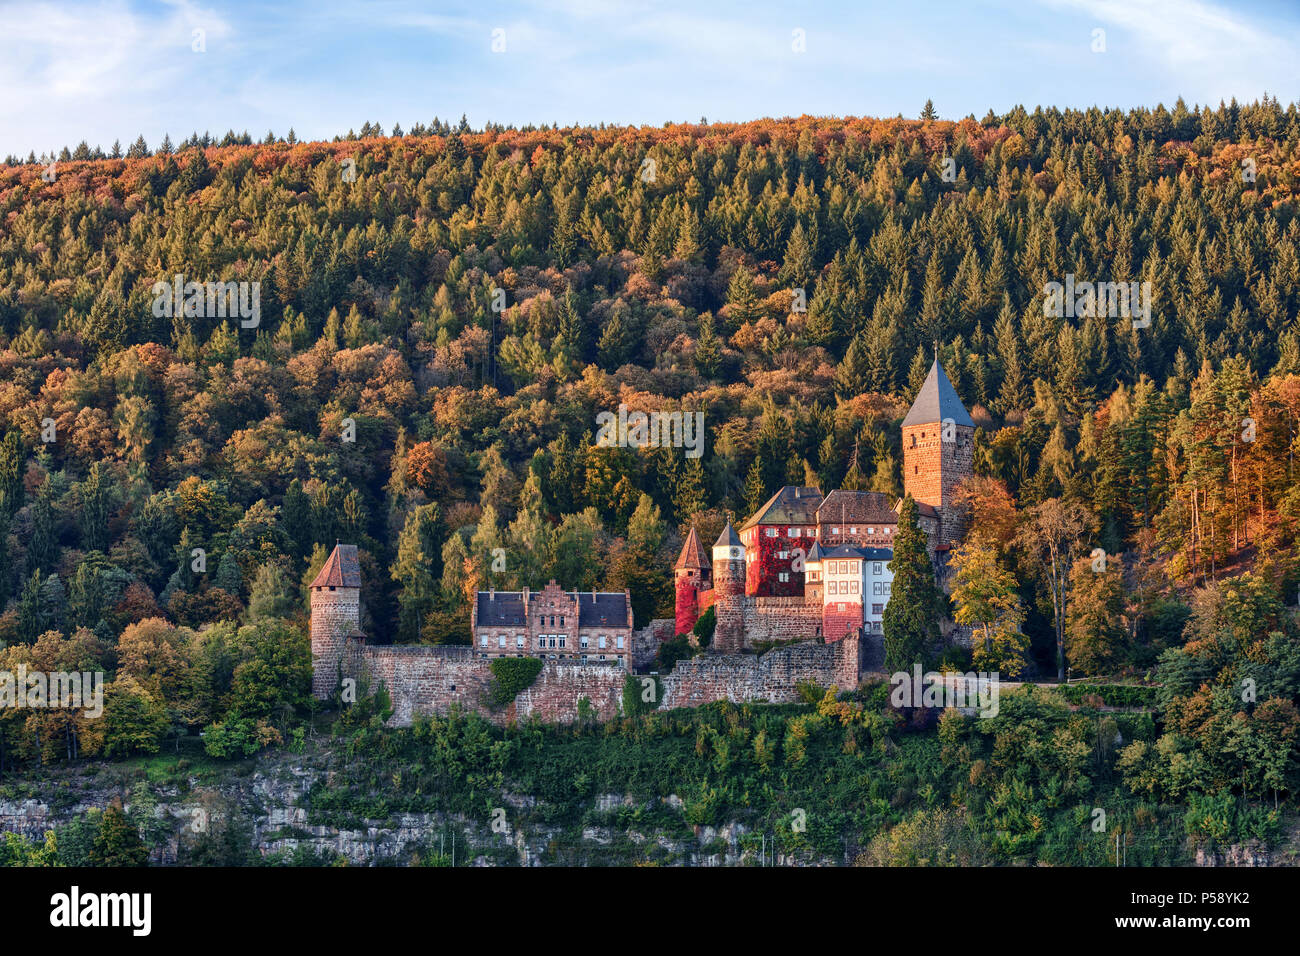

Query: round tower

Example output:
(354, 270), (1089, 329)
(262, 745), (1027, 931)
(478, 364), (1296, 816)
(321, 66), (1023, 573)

(673, 526), (712, 636)
(711, 521), (745, 653)
(309, 544), (362, 699)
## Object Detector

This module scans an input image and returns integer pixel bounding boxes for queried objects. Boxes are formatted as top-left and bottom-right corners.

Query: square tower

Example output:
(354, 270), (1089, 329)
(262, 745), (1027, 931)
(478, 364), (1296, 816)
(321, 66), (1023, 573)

(901, 360), (974, 546)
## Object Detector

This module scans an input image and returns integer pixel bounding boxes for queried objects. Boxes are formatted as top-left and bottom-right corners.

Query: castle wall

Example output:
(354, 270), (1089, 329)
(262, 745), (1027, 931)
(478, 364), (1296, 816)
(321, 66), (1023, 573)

(353, 645), (628, 727)
(740, 597), (824, 645)
(660, 632), (860, 708)
(822, 601), (863, 642)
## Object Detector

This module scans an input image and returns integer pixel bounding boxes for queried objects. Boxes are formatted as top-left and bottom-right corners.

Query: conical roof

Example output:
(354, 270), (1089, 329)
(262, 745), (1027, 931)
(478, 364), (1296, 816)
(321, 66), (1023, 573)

(902, 360), (973, 427)
(674, 527), (710, 569)
(714, 521), (742, 550)
(806, 541), (825, 562)
(310, 544), (361, 588)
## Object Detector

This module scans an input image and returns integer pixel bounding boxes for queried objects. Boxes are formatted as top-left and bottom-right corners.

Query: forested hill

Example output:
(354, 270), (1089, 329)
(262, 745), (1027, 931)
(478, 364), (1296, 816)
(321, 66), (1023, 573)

(1, 101), (1299, 682)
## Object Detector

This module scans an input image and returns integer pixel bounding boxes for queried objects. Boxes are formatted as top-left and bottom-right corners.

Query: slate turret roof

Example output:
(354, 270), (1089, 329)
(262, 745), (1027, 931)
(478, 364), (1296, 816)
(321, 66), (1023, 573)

(902, 360), (974, 428)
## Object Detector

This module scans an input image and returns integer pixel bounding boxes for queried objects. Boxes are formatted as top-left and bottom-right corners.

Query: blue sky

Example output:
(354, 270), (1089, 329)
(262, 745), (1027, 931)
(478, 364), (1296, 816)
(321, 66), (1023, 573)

(2, 0), (1298, 155)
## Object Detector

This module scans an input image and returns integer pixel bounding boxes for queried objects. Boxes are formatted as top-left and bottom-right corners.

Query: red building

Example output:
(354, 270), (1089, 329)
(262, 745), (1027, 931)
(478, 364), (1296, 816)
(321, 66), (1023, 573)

(738, 486), (823, 596)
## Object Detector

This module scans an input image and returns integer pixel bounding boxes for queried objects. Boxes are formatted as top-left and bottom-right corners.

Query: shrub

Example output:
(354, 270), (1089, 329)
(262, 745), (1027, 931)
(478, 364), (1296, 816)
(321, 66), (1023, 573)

(488, 657), (545, 706)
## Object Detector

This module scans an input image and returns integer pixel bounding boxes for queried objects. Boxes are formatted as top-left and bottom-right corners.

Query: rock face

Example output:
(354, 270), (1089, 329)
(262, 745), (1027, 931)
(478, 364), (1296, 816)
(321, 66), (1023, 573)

(1195, 842), (1272, 867)
(0, 756), (838, 867)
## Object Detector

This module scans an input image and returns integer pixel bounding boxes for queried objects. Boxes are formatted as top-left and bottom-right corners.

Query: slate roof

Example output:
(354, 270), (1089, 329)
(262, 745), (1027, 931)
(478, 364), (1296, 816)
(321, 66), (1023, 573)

(674, 527), (709, 570)
(475, 592), (527, 627)
(806, 541), (825, 562)
(576, 592), (629, 627)
(817, 490), (898, 525)
(310, 544), (362, 588)
(714, 520), (743, 549)
(740, 486), (823, 530)
(473, 591), (630, 629)
(902, 360), (974, 428)
(819, 545), (894, 561)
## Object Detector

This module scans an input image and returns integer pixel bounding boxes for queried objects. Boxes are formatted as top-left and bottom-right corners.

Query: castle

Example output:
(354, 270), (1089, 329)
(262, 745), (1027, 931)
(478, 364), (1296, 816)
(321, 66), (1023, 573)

(308, 359), (971, 725)
(673, 358), (974, 652)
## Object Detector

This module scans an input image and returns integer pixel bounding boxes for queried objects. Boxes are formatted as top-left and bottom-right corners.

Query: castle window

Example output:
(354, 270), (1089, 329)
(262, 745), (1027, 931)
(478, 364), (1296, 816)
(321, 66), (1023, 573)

(778, 572), (789, 582)
(479, 635), (488, 647)
(560, 616), (565, 626)
(581, 635), (589, 649)
(850, 527), (857, 535)
(831, 527), (839, 535)
(616, 635), (625, 649)
(910, 435), (916, 447)
(498, 635), (506, 648)
(516, 636), (525, 648)
(598, 635), (607, 649)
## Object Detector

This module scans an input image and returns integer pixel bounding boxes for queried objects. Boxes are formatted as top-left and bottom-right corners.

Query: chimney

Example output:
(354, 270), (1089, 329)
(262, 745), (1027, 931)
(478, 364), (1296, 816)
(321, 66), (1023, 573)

(522, 586), (529, 603)
(489, 587), (494, 601)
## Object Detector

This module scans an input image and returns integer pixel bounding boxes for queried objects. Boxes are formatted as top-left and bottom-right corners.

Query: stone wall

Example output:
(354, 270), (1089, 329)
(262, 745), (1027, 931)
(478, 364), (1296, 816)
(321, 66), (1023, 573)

(741, 597), (824, 646)
(660, 632), (860, 709)
(352, 644), (629, 727)
(631, 619), (674, 671)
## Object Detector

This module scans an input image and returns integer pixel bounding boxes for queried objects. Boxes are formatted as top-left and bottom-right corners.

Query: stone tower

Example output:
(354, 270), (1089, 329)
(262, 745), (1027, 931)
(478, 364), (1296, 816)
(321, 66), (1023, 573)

(309, 543), (362, 699)
(711, 521), (746, 653)
(673, 526), (711, 636)
(902, 359), (975, 545)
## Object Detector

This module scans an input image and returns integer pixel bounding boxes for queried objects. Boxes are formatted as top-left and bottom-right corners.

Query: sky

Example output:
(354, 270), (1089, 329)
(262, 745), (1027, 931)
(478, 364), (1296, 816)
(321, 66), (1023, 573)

(1, 0), (1298, 156)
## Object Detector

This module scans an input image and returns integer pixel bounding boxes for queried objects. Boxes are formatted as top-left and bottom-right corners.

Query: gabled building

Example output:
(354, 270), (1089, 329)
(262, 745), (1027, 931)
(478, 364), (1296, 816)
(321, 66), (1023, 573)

(738, 485), (823, 596)
(470, 581), (634, 666)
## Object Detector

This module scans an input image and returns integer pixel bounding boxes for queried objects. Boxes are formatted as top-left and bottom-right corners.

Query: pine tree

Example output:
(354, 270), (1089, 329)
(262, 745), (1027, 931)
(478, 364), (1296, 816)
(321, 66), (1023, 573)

(882, 497), (942, 672)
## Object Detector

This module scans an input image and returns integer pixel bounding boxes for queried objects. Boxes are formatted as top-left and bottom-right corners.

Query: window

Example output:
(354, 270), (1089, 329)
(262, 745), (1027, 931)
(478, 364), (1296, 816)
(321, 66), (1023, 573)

(766, 528), (777, 537)
(832, 527), (839, 535)
(498, 635), (506, 648)
(788, 527), (798, 537)
(885, 583), (892, 595)
(559, 616), (565, 627)
(873, 562), (882, 574)
(516, 636), (525, 649)
(873, 582), (882, 595)
(850, 526), (857, 535)
(850, 581), (859, 594)
(598, 635), (607, 649)
(616, 636), (624, 649)
(580, 635), (589, 649)
(479, 635), (487, 647)
(872, 604), (884, 615)
(828, 581), (837, 595)
(778, 572), (789, 582)
(558, 635), (567, 648)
